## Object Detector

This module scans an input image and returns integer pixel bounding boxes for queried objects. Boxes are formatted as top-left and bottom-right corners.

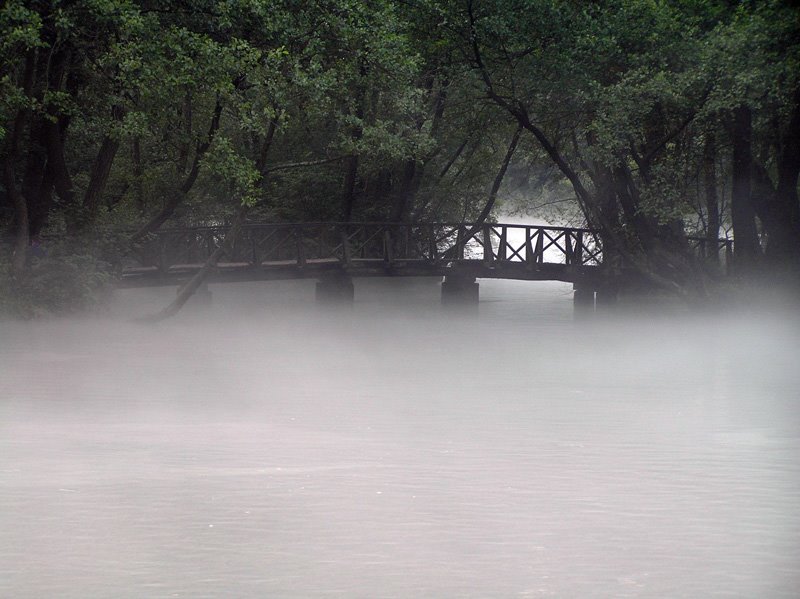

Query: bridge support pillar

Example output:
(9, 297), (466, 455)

(315, 274), (354, 305)
(573, 284), (595, 315)
(441, 275), (479, 308)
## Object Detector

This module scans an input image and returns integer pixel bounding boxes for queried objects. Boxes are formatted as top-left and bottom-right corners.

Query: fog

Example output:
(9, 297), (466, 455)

(1, 279), (799, 597)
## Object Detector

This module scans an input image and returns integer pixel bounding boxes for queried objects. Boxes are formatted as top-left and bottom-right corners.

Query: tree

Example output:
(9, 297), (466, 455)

(3, 0), (798, 315)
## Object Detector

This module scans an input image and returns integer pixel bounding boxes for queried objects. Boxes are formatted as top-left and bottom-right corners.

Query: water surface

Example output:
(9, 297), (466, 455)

(1, 279), (798, 597)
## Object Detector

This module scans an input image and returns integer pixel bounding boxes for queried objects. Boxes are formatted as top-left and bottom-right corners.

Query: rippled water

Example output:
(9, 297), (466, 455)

(1, 279), (798, 597)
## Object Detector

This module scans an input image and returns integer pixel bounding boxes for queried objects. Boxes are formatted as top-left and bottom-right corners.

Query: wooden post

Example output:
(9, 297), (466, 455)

(535, 230), (544, 265)
(456, 226), (465, 261)
(498, 226), (507, 261)
(483, 225), (494, 265)
(383, 229), (393, 264)
(525, 227), (534, 268)
(575, 231), (584, 266)
(428, 224), (437, 262)
(295, 227), (306, 268)
(564, 231), (574, 265)
(358, 226), (366, 259)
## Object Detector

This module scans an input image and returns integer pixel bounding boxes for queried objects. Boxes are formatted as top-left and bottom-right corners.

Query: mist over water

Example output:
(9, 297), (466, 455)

(1, 279), (799, 597)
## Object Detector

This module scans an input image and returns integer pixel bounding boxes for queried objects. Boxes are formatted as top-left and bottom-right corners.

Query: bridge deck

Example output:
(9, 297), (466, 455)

(120, 221), (732, 288)
(119, 258), (597, 287)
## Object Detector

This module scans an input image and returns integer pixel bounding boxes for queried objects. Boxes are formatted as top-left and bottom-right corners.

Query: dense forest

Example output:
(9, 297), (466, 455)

(1, 0), (798, 315)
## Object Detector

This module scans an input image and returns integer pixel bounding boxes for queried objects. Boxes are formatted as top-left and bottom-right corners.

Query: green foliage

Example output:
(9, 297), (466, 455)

(2, 0), (798, 312)
(0, 1), (44, 52)
(0, 250), (114, 319)
(203, 136), (261, 207)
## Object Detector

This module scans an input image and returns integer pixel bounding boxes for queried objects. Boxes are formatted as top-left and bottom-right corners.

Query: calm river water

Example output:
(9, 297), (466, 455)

(1, 279), (799, 597)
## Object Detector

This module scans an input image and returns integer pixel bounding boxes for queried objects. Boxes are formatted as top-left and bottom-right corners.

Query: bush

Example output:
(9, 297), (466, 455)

(1, 249), (114, 319)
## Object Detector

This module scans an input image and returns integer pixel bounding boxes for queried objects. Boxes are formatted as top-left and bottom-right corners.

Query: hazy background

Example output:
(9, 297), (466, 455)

(1, 279), (799, 597)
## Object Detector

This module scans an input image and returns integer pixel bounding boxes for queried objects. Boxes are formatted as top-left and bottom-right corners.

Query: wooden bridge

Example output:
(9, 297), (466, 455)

(121, 221), (733, 307)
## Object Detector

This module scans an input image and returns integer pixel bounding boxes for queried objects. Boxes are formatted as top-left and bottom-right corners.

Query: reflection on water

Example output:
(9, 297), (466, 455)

(1, 279), (799, 597)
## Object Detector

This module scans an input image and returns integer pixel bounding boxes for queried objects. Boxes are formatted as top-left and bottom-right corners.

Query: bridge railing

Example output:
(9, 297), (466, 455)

(121, 222), (739, 281)
(129, 222), (606, 272)
(436, 223), (604, 266)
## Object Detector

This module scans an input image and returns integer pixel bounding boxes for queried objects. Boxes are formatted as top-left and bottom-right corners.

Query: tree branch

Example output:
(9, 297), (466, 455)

(130, 99), (224, 245)
(267, 155), (347, 173)
(134, 203), (249, 323)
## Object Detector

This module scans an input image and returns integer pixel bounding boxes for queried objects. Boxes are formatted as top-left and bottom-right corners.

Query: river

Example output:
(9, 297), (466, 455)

(1, 279), (798, 597)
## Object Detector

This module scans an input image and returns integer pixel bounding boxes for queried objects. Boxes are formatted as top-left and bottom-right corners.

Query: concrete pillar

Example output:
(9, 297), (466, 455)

(441, 275), (479, 308)
(315, 274), (354, 305)
(573, 284), (595, 315)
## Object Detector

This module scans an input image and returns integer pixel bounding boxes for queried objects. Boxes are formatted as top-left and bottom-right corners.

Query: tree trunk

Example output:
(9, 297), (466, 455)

(137, 205), (248, 323)
(132, 137), (145, 214)
(390, 75), (449, 222)
(78, 106), (125, 224)
(4, 159), (29, 275)
(136, 110), (282, 321)
(4, 50), (36, 275)
(730, 105), (761, 269)
(442, 125), (522, 260)
(83, 133), (121, 221)
(341, 65), (366, 221)
(704, 130), (720, 264)
(36, 47), (73, 234)
(473, 125), (522, 226)
(467, 6), (708, 299)
(21, 117), (50, 236)
(130, 100), (223, 245)
(769, 88), (800, 266)
(29, 157), (55, 238)
(390, 159), (418, 222)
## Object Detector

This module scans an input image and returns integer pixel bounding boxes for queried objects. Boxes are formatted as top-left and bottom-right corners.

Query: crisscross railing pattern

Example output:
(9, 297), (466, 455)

(126, 222), (733, 280)
(130, 222), (609, 272)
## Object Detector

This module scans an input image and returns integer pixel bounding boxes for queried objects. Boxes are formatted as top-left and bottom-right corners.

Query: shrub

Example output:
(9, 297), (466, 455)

(1, 248), (114, 319)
